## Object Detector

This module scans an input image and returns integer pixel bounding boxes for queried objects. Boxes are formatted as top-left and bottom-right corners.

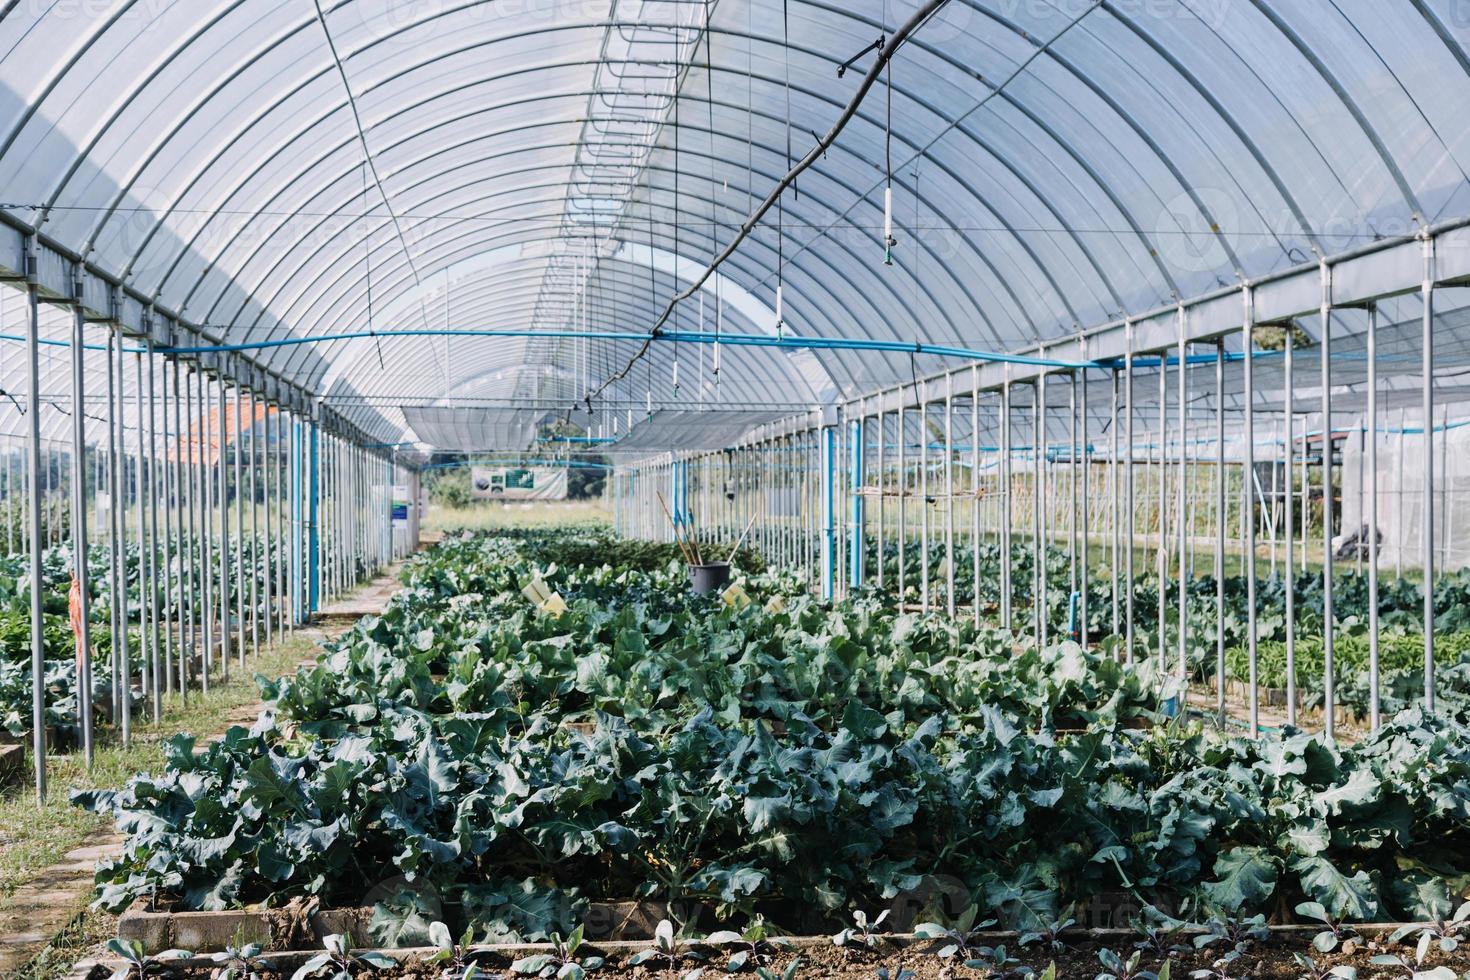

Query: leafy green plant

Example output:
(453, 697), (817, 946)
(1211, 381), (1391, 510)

(1295, 901), (1358, 954)
(104, 939), (193, 980)
(210, 941), (275, 980)
(1368, 932), (1458, 980)
(628, 920), (703, 971)
(914, 905), (999, 960)
(1193, 913), (1268, 955)
(1095, 947), (1169, 980)
(832, 909), (890, 951)
(752, 960), (799, 980)
(509, 925), (605, 980)
(425, 921), (489, 980)
(1018, 903), (1076, 952)
(702, 919), (791, 972)
(1289, 952), (1357, 980)
(288, 934), (396, 980)
(1130, 908), (1191, 958)
(1390, 900), (1470, 953)
(962, 943), (1033, 979)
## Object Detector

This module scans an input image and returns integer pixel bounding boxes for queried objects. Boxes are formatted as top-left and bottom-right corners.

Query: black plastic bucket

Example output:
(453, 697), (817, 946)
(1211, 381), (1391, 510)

(688, 561), (732, 594)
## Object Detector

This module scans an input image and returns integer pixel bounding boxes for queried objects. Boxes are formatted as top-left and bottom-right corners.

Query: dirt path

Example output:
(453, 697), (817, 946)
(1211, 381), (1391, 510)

(0, 565), (406, 977)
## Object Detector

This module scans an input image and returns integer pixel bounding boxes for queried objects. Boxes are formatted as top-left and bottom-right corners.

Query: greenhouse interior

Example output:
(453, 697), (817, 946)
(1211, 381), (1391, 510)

(8, 2), (1470, 978)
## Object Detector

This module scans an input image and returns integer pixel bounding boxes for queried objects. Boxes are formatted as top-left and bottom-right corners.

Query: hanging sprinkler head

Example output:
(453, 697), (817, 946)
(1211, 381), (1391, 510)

(775, 285), (784, 340)
(883, 185), (898, 265)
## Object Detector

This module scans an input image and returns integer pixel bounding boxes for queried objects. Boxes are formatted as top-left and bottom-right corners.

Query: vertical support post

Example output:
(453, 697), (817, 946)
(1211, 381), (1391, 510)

(821, 422), (836, 600)
(309, 419), (320, 616)
(1244, 287), (1259, 736)
(1321, 261), (1336, 741)
(25, 267), (46, 801)
(1124, 323), (1135, 662)
(852, 417), (858, 587)
(1285, 327), (1297, 725)
(944, 373), (955, 617)
(1079, 350), (1090, 647)
(1176, 311), (1187, 684)
(1215, 341), (1226, 722)
(1367, 304), (1381, 732)
(196, 366), (213, 691)
(69, 269), (94, 765)
(920, 388), (930, 611)
(1422, 235), (1436, 711)
(291, 418), (303, 626)
(1001, 371), (1012, 631)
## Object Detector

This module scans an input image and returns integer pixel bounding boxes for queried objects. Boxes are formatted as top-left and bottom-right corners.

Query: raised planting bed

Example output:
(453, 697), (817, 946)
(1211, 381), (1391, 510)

(117, 899), (688, 953)
(71, 923), (1470, 980)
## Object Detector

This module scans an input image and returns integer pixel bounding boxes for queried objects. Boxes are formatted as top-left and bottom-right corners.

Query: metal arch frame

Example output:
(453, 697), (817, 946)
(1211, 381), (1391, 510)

(241, 137), (1017, 393)
(145, 58), (1063, 356)
(183, 126), (1005, 402)
(1097, 2), (1323, 255)
(1241, 0), (1422, 218)
(11, 0), (1470, 417)
(44, 14), (1247, 347)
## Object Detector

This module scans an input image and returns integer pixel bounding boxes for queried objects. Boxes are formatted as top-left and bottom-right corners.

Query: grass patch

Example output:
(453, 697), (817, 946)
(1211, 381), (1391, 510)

(0, 633), (319, 902)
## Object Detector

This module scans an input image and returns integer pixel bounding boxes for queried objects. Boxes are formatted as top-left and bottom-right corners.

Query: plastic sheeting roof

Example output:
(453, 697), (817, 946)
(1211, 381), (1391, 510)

(5, 1), (1470, 449)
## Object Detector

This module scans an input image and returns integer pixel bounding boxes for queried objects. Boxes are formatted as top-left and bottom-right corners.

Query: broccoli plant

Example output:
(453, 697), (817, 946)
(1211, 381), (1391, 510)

(425, 921), (490, 980)
(913, 904), (999, 961)
(1018, 904), (1077, 953)
(288, 934), (396, 980)
(104, 939), (193, 980)
(833, 910), (890, 952)
(1390, 900), (1470, 954)
(1295, 901), (1359, 954)
(1369, 932), (1460, 980)
(702, 919), (792, 972)
(1095, 947), (1170, 980)
(1129, 908), (1191, 959)
(1288, 952), (1357, 980)
(210, 941), (275, 980)
(628, 920), (705, 972)
(1193, 912), (1268, 956)
(509, 925), (605, 980)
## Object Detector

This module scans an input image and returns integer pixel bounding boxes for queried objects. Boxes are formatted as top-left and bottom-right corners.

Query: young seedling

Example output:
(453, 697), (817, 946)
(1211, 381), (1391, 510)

(104, 939), (194, 980)
(1018, 904), (1077, 953)
(1193, 913), (1269, 955)
(913, 903), (999, 960)
(509, 925), (605, 980)
(1095, 947), (1169, 980)
(1289, 951), (1357, 980)
(628, 920), (705, 971)
(425, 921), (490, 980)
(702, 919), (792, 971)
(1186, 954), (1240, 980)
(1129, 908), (1192, 959)
(1390, 900), (1470, 953)
(833, 910), (890, 952)
(210, 941), (275, 980)
(963, 943), (1035, 979)
(289, 934), (397, 980)
(1370, 931), (1460, 980)
(1295, 901), (1359, 954)
(752, 959), (799, 980)
(873, 966), (914, 980)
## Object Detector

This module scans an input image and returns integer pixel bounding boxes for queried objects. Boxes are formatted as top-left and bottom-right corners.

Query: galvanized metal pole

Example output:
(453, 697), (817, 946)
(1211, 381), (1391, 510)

(1244, 287), (1259, 736)
(25, 273), (47, 801)
(1422, 236), (1436, 711)
(1215, 341), (1226, 722)
(945, 374), (956, 618)
(1177, 312), (1187, 684)
(1321, 263), (1336, 741)
(105, 328), (125, 732)
(133, 351), (152, 719)
(69, 271), (94, 765)
(920, 389), (930, 612)
(1284, 328), (1297, 725)
(1001, 372), (1013, 631)
(198, 367), (213, 691)
(233, 381), (245, 668)
(1124, 326), (1135, 663)
(1367, 304), (1381, 732)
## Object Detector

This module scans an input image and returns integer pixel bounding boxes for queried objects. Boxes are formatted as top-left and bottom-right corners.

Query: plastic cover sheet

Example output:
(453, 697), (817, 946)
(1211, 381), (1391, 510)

(1339, 414), (1470, 573)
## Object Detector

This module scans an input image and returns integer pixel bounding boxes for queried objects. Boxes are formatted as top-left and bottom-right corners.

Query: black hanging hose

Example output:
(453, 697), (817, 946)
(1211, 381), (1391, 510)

(578, 0), (955, 419)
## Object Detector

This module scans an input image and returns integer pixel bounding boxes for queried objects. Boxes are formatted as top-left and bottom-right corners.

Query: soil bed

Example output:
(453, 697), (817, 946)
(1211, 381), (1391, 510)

(72, 927), (1470, 980)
